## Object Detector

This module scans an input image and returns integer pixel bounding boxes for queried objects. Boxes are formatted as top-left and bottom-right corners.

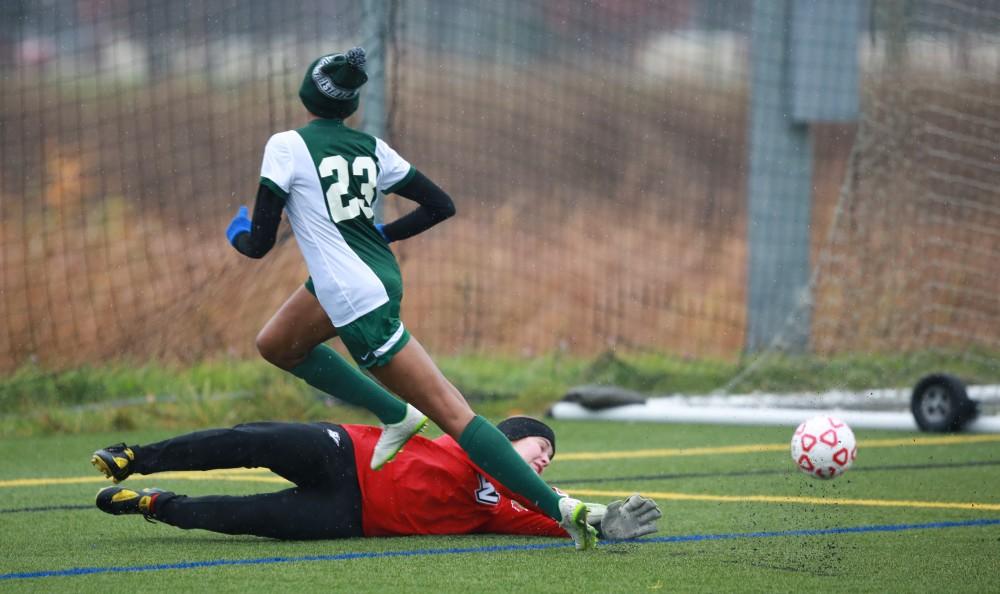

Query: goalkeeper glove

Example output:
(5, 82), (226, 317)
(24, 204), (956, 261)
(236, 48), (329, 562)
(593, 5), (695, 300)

(588, 494), (661, 540)
(226, 205), (252, 247)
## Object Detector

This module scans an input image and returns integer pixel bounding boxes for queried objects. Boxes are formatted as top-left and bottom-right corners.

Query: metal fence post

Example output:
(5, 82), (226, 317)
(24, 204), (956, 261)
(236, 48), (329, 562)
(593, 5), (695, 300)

(746, 0), (861, 353)
(361, 0), (388, 223)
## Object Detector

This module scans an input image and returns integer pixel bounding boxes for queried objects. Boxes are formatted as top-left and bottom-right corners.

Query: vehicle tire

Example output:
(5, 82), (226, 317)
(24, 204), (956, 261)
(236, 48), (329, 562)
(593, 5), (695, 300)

(911, 374), (978, 432)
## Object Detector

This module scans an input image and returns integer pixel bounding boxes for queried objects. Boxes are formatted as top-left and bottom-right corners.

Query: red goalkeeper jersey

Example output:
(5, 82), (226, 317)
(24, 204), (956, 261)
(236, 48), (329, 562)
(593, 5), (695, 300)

(342, 425), (567, 538)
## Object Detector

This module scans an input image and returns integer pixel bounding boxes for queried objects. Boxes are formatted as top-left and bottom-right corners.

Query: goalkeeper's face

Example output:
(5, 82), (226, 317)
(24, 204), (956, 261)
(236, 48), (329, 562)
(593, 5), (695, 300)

(511, 436), (554, 475)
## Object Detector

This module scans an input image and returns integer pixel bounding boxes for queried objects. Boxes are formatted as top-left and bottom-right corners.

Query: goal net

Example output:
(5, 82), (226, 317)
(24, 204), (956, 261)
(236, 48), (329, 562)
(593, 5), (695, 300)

(0, 0), (997, 397)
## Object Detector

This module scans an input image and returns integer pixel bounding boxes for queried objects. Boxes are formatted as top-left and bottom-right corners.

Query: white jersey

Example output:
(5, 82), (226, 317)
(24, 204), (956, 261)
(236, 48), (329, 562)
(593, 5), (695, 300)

(259, 119), (414, 327)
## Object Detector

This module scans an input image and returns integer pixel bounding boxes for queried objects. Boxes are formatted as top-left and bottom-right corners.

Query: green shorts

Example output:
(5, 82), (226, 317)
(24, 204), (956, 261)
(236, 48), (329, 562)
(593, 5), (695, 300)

(305, 277), (410, 368)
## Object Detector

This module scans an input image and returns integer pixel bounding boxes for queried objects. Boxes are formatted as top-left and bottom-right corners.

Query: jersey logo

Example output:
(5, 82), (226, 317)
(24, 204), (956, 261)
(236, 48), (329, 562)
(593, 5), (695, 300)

(474, 474), (500, 506)
(359, 351), (375, 364)
(326, 428), (341, 446)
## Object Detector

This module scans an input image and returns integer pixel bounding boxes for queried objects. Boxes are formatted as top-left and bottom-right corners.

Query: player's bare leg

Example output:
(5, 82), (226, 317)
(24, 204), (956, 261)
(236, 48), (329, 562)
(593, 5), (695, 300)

(256, 286), (337, 370)
(367, 337), (474, 437)
(257, 286), (410, 426)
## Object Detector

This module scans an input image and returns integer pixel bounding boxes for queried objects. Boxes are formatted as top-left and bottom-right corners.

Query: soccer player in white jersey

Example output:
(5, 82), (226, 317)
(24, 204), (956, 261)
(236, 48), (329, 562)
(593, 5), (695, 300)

(224, 48), (596, 549)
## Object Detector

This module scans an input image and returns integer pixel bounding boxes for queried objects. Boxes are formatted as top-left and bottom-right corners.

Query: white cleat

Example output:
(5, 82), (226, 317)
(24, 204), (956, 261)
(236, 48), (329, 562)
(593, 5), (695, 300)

(559, 496), (599, 550)
(371, 404), (428, 470)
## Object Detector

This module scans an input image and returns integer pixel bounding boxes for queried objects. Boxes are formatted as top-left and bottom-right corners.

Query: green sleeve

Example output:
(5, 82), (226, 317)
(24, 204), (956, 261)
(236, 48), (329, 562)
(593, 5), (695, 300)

(259, 177), (289, 202)
(383, 166), (417, 194)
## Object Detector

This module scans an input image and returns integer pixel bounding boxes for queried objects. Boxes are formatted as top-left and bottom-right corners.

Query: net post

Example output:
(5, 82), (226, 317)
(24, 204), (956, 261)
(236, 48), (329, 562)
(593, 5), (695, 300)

(360, 0), (388, 224)
(746, 0), (861, 354)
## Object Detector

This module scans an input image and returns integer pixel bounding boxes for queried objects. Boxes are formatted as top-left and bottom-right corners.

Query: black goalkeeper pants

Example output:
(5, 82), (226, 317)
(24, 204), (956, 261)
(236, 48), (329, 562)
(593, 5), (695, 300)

(132, 422), (364, 540)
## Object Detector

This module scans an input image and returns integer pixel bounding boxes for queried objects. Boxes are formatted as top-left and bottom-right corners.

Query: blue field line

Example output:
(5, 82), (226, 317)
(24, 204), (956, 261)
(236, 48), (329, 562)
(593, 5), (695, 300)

(3, 518), (999, 581)
(642, 517), (1000, 543)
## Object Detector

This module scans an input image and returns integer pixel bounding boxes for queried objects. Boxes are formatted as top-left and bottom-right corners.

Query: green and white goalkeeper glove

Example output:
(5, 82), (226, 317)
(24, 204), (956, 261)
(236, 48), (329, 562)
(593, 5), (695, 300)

(586, 494), (661, 540)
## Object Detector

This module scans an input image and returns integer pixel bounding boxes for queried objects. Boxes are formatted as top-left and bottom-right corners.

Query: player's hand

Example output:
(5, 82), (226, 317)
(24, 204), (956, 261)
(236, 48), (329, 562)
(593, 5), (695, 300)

(599, 494), (661, 540)
(226, 206), (252, 247)
(374, 223), (392, 243)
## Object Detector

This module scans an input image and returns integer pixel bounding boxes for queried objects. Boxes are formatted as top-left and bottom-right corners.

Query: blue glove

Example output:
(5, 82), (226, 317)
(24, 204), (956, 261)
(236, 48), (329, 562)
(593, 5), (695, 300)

(226, 206), (252, 246)
(374, 222), (392, 243)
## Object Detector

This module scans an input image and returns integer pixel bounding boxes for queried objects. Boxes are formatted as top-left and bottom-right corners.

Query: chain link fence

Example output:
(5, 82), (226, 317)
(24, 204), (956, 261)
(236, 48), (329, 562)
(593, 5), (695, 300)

(1, 1), (997, 387)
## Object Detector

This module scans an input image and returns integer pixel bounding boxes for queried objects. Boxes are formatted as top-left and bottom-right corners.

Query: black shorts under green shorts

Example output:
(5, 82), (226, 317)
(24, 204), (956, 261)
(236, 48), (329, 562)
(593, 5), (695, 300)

(305, 277), (410, 368)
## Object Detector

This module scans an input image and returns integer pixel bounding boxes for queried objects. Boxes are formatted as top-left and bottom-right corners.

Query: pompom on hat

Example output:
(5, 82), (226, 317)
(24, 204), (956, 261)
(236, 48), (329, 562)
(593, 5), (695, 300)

(299, 47), (369, 119)
(497, 416), (557, 458)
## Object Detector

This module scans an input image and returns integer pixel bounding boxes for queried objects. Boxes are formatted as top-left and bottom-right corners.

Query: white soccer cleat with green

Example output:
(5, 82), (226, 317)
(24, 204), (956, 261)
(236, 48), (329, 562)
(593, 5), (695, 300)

(559, 496), (599, 550)
(370, 404), (428, 470)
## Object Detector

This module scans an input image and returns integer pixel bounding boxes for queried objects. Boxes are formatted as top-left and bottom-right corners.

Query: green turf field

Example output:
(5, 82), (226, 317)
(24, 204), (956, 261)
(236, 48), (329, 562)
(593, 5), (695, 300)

(2, 420), (998, 592)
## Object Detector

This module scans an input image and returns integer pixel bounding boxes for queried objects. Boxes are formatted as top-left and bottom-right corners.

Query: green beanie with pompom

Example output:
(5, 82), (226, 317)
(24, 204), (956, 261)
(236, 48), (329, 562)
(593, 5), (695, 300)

(299, 47), (368, 119)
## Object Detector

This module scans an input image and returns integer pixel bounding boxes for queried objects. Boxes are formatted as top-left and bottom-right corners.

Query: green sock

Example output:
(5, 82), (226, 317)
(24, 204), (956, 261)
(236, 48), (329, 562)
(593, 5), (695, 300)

(458, 415), (563, 519)
(290, 344), (407, 425)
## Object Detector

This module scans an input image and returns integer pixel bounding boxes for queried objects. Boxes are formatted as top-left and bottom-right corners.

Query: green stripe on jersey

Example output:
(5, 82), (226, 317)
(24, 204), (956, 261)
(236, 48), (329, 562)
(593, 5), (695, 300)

(384, 166), (416, 194)
(259, 177), (289, 201)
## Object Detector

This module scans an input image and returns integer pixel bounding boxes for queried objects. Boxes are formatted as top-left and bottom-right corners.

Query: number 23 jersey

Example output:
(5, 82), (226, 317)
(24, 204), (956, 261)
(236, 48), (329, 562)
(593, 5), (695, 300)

(259, 119), (416, 327)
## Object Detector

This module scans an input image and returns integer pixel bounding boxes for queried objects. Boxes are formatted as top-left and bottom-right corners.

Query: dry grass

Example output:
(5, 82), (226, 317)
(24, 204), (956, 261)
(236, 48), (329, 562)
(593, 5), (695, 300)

(1, 66), (997, 372)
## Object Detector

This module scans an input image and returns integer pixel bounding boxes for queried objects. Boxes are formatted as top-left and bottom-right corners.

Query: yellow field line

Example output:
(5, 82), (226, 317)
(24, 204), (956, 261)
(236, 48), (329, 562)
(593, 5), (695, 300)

(6, 472), (997, 513)
(555, 433), (1000, 462)
(572, 488), (1000, 512)
(0, 470), (288, 489)
(3, 433), (998, 489)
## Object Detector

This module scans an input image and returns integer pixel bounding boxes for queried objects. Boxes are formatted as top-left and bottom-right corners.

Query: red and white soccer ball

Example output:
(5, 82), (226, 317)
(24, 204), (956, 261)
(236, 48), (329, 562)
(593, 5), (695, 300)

(790, 416), (857, 480)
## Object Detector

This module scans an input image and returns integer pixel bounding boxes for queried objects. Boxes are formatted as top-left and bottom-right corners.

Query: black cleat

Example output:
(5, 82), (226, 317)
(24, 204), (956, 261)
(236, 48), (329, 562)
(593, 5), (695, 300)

(96, 486), (170, 517)
(91, 443), (135, 483)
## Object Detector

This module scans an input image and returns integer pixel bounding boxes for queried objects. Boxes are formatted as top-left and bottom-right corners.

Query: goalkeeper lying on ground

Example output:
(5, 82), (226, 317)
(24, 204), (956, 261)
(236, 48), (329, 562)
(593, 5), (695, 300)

(90, 416), (660, 542)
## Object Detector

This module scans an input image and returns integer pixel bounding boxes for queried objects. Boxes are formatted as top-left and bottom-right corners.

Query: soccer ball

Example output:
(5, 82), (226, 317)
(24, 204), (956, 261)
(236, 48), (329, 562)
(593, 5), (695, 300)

(790, 416), (857, 479)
